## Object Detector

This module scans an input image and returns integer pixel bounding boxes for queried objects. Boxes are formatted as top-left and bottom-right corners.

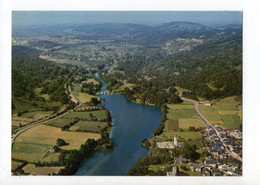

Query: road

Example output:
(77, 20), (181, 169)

(180, 96), (242, 162)
(12, 70), (81, 146)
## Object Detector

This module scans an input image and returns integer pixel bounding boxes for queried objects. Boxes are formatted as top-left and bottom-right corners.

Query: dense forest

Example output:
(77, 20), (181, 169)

(12, 46), (76, 112)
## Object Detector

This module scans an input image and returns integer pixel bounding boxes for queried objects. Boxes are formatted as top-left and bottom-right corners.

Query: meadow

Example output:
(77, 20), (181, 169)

(198, 96), (242, 130)
(45, 118), (77, 128)
(64, 110), (107, 121)
(22, 163), (64, 175)
(70, 120), (107, 133)
(12, 125), (100, 162)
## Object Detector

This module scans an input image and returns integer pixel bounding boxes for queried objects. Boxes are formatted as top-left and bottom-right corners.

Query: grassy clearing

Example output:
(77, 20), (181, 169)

(175, 86), (191, 94)
(167, 101), (198, 120)
(86, 78), (99, 85)
(119, 83), (136, 90)
(21, 111), (53, 120)
(185, 140), (203, 148)
(12, 115), (32, 127)
(220, 114), (242, 130)
(12, 160), (23, 171)
(157, 122), (202, 141)
(64, 110), (107, 121)
(41, 153), (60, 163)
(199, 96), (242, 129)
(148, 164), (166, 173)
(76, 92), (95, 103)
(45, 118), (77, 128)
(22, 163), (64, 175)
(206, 83), (218, 91)
(72, 83), (82, 93)
(167, 108), (198, 120)
(70, 120), (107, 133)
(12, 125), (100, 162)
(178, 118), (206, 129)
(167, 119), (179, 130)
(44, 56), (89, 67)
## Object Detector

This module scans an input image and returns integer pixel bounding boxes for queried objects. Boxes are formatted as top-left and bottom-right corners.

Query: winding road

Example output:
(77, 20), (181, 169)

(180, 96), (242, 162)
(11, 70), (81, 146)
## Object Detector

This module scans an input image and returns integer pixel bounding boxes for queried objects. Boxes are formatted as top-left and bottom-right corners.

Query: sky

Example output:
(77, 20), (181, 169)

(12, 11), (242, 27)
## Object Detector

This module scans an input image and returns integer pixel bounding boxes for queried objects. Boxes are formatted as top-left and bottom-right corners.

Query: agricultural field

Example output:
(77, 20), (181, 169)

(12, 124), (100, 162)
(45, 118), (77, 128)
(11, 160), (23, 171)
(198, 96), (242, 130)
(167, 102), (198, 120)
(71, 82), (96, 103)
(70, 120), (107, 133)
(178, 118), (206, 129)
(21, 111), (53, 120)
(22, 163), (64, 175)
(12, 115), (33, 127)
(71, 83), (81, 93)
(150, 101), (205, 148)
(75, 92), (95, 103)
(64, 110), (107, 121)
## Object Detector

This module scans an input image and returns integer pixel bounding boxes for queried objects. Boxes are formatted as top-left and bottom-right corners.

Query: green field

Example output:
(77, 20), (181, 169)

(167, 119), (179, 130)
(178, 118), (206, 129)
(76, 92), (95, 103)
(45, 118), (77, 128)
(198, 96), (242, 129)
(12, 115), (32, 127)
(21, 111), (53, 120)
(64, 110), (107, 121)
(13, 97), (62, 114)
(12, 125), (100, 162)
(22, 163), (64, 175)
(72, 83), (82, 93)
(70, 120), (107, 133)
(220, 114), (242, 130)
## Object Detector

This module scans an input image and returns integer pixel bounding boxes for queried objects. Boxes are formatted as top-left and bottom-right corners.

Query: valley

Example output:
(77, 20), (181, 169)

(12, 20), (242, 176)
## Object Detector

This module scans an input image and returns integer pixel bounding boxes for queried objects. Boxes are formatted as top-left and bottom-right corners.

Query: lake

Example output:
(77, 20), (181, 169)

(75, 74), (161, 175)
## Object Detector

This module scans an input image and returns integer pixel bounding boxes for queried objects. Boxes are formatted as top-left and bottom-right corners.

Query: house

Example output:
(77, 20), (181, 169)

(204, 159), (216, 169)
(189, 163), (202, 172)
(210, 147), (218, 156)
(174, 157), (188, 164)
(212, 168), (222, 176)
(231, 130), (242, 139)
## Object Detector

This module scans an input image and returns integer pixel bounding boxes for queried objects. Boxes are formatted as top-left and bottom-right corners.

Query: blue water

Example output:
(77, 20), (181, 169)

(75, 74), (161, 176)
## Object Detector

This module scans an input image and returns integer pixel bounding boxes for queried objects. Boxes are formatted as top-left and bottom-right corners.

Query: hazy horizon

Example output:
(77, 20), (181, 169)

(12, 11), (242, 28)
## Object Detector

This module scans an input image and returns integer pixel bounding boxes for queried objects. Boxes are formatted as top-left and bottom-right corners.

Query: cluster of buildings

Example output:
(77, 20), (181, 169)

(165, 125), (242, 176)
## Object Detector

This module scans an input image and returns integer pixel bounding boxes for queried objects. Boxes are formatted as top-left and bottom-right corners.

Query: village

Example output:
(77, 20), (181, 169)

(158, 123), (242, 176)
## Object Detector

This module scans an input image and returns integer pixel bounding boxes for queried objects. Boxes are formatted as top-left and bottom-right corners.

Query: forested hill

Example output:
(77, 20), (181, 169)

(105, 23), (242, 103)
(138, 26), (242, 100)
(12, 46), (75, 108)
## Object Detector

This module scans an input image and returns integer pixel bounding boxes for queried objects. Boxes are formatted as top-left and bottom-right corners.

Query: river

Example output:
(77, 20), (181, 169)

(75, 74), (161, 175)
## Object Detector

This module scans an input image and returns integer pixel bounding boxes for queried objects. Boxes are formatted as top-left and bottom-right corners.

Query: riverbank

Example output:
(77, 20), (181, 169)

(75, 74), (161, 175)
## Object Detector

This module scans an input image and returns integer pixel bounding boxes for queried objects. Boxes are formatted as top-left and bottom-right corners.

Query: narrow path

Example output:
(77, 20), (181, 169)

(180, 96), (242, 162)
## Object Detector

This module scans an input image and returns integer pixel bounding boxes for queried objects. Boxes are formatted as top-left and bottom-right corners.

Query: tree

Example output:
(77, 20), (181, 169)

(90, 97), (99, 105)
(56, 138), (66, 146)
